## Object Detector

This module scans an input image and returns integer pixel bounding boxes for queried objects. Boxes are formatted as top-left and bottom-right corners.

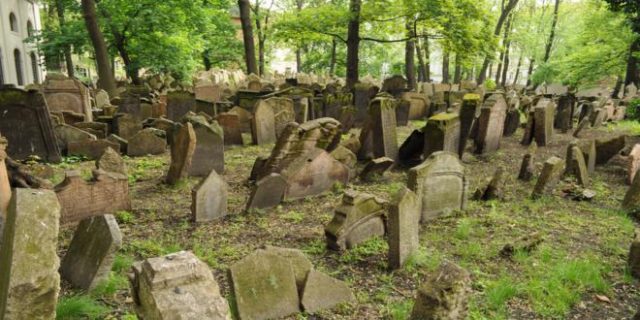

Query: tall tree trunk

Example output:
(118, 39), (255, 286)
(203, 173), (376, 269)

(512, 53), (523, 86)
(543, 0), (560, 63)
(501, 31), (513, 86)
(203, 52), (212, 70)
(238, 0), (257, 74)
(329, 38), (337, 76)
(296, 49), (302, 73)
(625, 38), (640, 86)
(454, 54), (462, 84)
(415, 38), (427, 82)
(612, 75), (624, 98)
(424, 37), (431, 81)
(346, 0), (361, 88)
(477, 0), (520, 84)
(495, 13), (513, 85)
(56, 0), (74, 78)
(254, 2), (264, 76)
(81, 0), (116, 96)
(405, 22), (416, 90)
(442, 48), (450, 83)
(113, 39), (140, 85)
(526, 58), (535, 87)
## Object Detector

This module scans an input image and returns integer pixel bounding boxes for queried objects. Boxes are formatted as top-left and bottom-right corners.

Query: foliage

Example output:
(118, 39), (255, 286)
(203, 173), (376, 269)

(56, 295), (109, 320)
(626, 98), (640, 120)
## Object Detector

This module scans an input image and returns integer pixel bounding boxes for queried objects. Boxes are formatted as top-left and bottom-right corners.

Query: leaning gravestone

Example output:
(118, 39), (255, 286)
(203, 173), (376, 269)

(459, 94), (481, 156)
(0, 87), (62, 162)
(130, 251), (231, 319)
(325, 191), (387, 250)
(596, 135), (626, 165)
(628, 144), (640, 185)
(166, 123), (196, 184)
(192, 169), (228, 222)
(127, 128), (167, 157)
(60, 214), (122, 290)
(96, 147), (127, 176)
(474, 94), (507, 154)
(246, 173), (288, 211)
(408, 152), (467, 221)
(281, 148), (349, 200)
(388, 188), (420, 270)
(534, 98), (556, 146)
(229, 249), (300, 320)
(370, 94), (399, 160)
(565, 142), (589, 186)
(301, 270), (355, 313)
(217, 113), (244, 145)
(251, 100), (277, 145)
(423, 113), (461, 159)
(182, 114), (225, 176)
(0, 189), (61, 319)
(532, 156), (564, 198)
(115, 113), (143, 140)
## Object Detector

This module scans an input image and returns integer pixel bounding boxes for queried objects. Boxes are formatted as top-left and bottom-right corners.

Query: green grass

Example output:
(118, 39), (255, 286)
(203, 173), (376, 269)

(340, 237), (388, 263)
(385, 299), (413, 319)
(485, 276), (520, 313)
(56, 295), (109, 320)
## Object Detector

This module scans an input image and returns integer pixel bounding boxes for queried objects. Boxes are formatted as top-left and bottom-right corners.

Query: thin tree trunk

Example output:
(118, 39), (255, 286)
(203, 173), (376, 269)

(501, 30), (513, 86)
(454, 54), (462, 84)
(612, 75), (624, 98)
(625, 38), (640, 86)
(405, 22), (416, 90)
(415, 38), (427, 82)
(238, 0), (258, 74)
(329, 38), (337, 76)
(477, 0), (520, 84)
(442, 48), (450, 83)
(81, 0), (116, 96)
(526, 58), (535, 87)
(495, 13), (513, 85)
(56, 0), (74, 78)
(296, 49), (302, 73)
(346, 0), (361, 88)
(543, 0), (560, 63)
(512, 53), (523, 86)
(254, 1), (264, 76)
(424, 37), (431, 81)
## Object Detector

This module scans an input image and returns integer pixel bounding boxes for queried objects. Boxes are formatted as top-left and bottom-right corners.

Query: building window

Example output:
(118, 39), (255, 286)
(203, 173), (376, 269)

(9, 13), (18, 32)
(30, 52), (39, 84)
(14, 49), (23, 86)
(27, 21), (34, 37)
(0, 49), (4, 85)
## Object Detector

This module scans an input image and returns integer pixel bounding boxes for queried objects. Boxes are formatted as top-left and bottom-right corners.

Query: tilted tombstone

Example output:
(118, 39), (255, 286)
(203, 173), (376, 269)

(54, 123), (97, 154)
(401, 92), (430, 120)
(127, 128), (167, 157)
(474, 94), (507, 154)
(115, 113), (143, 140)
(266, 97), (296, 138)
(166, 91), (196, 121)
(43, 74), (93, 122)
(216, 113), (244, 145)
(281, 148), (349, 200)
(353, 83), (378, 125)
(628, 144), (640, 185)
(192, 169), (228, 222)
(534, 98), (556, 146)
(369, 94), (399, 160)
(458, 94), (481, 156)
(565, 142), (589, 186)
(408, 152), (467, 221)
(0, 87), (62, 162)
(194, 83), (222, 103)
(0, 189), (61, 319)
(251, 100), (277, 145)
(554, 94), (575, 132)
(182, 113), (224, 176)
(325, 191), (387, 250)
(423, 113), (461, 159)
(60, 214), (122, 291)
(130, 251), (231, 319)
(388, 187), (420, 270)
(531, 156), (564, 198)
(166, 122), (197, 184)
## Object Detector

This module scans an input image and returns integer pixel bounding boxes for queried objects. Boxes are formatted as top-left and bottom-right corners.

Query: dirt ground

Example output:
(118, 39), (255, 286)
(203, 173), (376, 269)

(54, 119), (640, 319)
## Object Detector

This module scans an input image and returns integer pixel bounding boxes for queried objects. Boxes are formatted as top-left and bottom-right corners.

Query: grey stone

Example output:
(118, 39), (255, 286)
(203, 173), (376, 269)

(325, 191), (386, 250)
(474, 94), (507, 154)
(166, 123), (197, 185)
(301, 270), (355, 314)
(388, 188), (420, 270)
(629, 229), (640, 279)
(246, 173), (288, 211)
(596, 135), (626, 165)
(565, 143), (589, 186)
(423, 113), (461, 159)
(532, 156), (564, 198)
(251, 100), (277, 145)
(96, 147), (127, 176)
(183, 113), (225, 176)
(127, 128), (167, 157)
(60, 215), (122, 290)
(359, 157), (394, 182)
(191, 170), (228, 222)
(410, 261), (471, 320)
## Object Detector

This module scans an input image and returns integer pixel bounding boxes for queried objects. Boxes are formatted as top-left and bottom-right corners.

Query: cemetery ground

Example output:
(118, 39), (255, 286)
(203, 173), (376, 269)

(54, 120), (640, 320)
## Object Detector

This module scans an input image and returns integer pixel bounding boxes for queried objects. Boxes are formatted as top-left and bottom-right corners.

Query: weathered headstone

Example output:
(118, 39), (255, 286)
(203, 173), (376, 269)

(115, 113), (143, 140)
(229, 249), (300, 320)
(518, 143), (537, 181)
(578, 139), (596, 174)
(555, 94), (575, 132)
(531, 156), (564, 198)
(266, 97), (296, 138)
(369, 94), (399, 160)
(624, 170), (640, 213)
(596, 135), (626, 165)
(474, 94), (507, 154)
(0, 189), (61, 319)
(130, 251), (231, 319)
(127, 128), (167, 157)
(192, 170), (228, 222)
(217, 113), (243, 145)
(251, 100), (277, 145)
(399, 130), (425, 168)
(459, 94), (481, 156)
(388, 188), (420, 270)
(410, 262), (471, 320)
(96, 147), (127, 176)
(408, 152), (467, 221)
(166, 91), (196, 121)
(629, 229), (640, 278)
(628, 144), (640, 185)
(565, 142), (589, 186)
(166, 123), (197, 184)
(60, 214), (122, 290)
(359, 157), (394, 182)
(301, 270), (355, 313)
(0, 87), (62, 162)
(423, 113), (461, 158)
(534, 99), (556, 146)
(43, 74), (93, 121)
(281, 148), (349, 200)
(67, 139), (120, 160)
(246, 173), (288, 211)
(325, 191), (386, 250)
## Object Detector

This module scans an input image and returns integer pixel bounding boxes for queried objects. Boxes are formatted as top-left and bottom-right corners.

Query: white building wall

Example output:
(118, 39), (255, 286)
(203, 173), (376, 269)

(0, 0), (43, 87)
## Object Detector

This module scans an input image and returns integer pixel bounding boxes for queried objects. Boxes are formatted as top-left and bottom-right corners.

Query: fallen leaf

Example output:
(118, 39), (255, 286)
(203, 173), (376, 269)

(595, 295), (611, 303)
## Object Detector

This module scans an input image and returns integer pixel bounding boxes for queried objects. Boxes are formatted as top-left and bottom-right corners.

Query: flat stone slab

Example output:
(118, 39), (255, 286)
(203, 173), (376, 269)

(301, 270), (355, 314)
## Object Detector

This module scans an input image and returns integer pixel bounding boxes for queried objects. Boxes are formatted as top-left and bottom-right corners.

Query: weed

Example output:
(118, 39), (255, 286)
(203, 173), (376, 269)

(340, 237), (388, 263)
(116, 210), (135, 224)
(56, 295), (109, 320)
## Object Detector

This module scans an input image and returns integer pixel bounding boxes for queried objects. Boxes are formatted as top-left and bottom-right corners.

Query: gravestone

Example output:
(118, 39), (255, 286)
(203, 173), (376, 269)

(503, 109), (520, 137)
(68, 139), (120, 160)
(408, 152), (467, 221)
(459, 94), (481, 156)
(55, 170), (131, 224)
(130, 251), (231, 319)
(194, 84), (222, 103)
(266, 97), (296, 138)
(182, 114), (225, 176)
(369, 94), (399, 160)
(629, 229), (640, 278)
(217, 113), (244, 145)
(0, 189), (61, 319)
(167, 91), (196, 121)
(246, 173), (288, 211)
(534, 99), (556, 146)
(192, 170), (228, 222)
(628, 144), (640, 184)
(0, 87), (62, 162)
(423, 113), (461, 158)
(596, 135), (626, 165)
(388, 188), (420, 270)
(359, 157), (394, 182)
(518, 143), (537, 181)
(330, 146), (358, 179)
(127, 128), (167, 157)
(60, 214), (122, 290)
(532, 156), (564, 198)
(474, 94), (507, 154)
(95, 89), (110, 109)
(624, 170), (640, 213)
(54, 123), (97, 154)
(229, 249), (300, 320)
(578, 139), (597, 174)
(381, 75), (408, 97)
(325, 191), (387, 250)
(115, 113), (143, 140)
(166, 123), (197, 184)
(555, 94), (575, 132)
(399, 130), (425, 168)
(410, 262), (471, 320)
(96, 147), (127, 176)
(43, 74), (93, 122)
(301, 270), (355, 313)
(251, 100), (277, 145)
(281, 148), (349, 200)
(401, 92), (430, 119)
(354, 83), (377, 125)
(565, 142), (589, 186)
